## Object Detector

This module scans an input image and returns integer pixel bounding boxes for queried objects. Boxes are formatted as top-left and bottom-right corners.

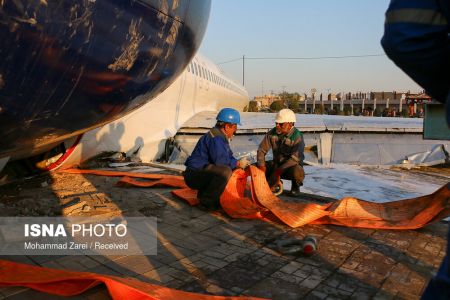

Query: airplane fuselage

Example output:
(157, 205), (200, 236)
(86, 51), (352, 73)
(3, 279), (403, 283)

(46, 53), (249, 169)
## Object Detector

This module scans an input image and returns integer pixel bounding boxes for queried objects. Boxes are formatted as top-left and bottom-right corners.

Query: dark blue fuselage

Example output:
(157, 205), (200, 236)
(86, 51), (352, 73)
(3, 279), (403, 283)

(0, 0), (210, 159)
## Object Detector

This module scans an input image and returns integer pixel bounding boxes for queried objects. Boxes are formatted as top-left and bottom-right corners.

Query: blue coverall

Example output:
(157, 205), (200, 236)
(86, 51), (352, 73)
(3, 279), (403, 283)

(381, 1), (450, 298)
(184, 126), (237, 209)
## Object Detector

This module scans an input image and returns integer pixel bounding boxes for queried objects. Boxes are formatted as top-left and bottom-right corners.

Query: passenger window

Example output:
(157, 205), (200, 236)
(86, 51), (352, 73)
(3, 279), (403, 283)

(193, 63), (198, 76)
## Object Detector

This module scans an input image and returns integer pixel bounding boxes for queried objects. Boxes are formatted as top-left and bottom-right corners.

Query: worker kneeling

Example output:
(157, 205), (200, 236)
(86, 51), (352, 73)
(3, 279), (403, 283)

(183, 108), (250, 210)
(257, 109), (305, 197)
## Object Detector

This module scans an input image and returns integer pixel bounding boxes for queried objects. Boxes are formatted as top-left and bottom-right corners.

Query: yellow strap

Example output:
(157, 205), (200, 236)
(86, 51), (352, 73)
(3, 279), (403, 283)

(386, 8), (447, 26)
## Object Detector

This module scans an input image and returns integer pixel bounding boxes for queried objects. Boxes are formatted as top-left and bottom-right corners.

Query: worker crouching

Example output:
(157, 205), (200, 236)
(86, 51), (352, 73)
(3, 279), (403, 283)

(257, 109), (305, 197)
(183, 108), (250, 210)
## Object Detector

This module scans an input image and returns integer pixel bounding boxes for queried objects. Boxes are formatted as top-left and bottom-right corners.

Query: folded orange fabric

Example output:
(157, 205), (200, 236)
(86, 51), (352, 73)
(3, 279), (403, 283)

(313, 183), (450, 229)
(0, 260), (265, 300)
(116, 176), (188, 189)
(175, 166), (450, 230)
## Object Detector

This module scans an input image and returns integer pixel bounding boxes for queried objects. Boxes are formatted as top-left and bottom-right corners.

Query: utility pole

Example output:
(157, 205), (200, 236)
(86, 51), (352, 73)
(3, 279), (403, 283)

(311, 88), (316, 113)
(325, 88), (331, 99)
(242, 55), (245, 86)
(324, 88), (331, 111)
(281, 86), (287, 102)
(261, 80), (264, 96)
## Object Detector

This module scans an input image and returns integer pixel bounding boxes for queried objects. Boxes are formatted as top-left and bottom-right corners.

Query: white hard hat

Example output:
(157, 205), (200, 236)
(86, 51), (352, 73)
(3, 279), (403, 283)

(275, 109), (296, 123)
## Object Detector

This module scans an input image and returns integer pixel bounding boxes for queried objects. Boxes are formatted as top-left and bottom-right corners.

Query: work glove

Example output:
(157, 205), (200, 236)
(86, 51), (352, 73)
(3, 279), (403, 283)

(268, 169), (283, 196)
(273, 168), (282, 178)
(268, 168), (283, 188)
(237, 157), (250, 169)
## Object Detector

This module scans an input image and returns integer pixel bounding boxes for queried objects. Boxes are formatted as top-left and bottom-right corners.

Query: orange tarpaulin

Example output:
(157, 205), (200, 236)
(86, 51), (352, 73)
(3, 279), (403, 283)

(63, 169), (186, 183)
(116, 176), (188, 189)
(0, 260), (264, 300)
(218, 166), (450, 229)
(62, 168), (188, 188)
(62, 167), (450, 230)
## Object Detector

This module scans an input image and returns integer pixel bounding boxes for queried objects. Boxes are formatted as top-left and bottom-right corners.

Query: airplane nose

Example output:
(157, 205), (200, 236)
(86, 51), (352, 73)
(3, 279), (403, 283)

(0, 0), (211, 160)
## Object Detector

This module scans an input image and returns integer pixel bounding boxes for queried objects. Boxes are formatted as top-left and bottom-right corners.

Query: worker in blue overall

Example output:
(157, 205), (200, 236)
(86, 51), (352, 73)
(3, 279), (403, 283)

(184, 108), (250, 210)
(381, 1), (450, 298)
(256, 109), (305, 196)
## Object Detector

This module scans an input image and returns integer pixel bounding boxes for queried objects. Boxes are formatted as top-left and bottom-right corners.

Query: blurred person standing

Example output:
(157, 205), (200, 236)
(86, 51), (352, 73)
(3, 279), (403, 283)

(381, 1), (450, 298)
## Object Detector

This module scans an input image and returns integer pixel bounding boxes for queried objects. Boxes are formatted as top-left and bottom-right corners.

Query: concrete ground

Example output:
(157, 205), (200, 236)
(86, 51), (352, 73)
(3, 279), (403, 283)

(0, 169), (447, 300)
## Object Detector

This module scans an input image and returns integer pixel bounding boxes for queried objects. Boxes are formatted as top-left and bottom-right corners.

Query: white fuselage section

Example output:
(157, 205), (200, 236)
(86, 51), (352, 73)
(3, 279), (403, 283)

(61, 54), (249, 166)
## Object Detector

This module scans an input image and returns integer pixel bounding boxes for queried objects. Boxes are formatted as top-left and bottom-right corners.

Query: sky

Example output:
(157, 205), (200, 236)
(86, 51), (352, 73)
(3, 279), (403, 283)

(198, 0), (422, 99)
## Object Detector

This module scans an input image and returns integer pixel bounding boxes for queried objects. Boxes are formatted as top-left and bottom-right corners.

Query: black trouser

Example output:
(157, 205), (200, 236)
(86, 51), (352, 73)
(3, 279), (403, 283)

(183, 164), (232, 209)
(265, 160), (304, 188)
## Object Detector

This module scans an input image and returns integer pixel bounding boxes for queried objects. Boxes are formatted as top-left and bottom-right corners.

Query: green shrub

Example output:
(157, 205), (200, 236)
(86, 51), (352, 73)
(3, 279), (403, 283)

(270, 100), (285, 112)
(248, 101), (258, 112)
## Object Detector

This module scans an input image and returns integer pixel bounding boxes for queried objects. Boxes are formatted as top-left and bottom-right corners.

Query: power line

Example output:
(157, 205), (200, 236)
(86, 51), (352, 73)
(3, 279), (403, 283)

(217, 57), (242, 65)
(217, 53), (386, 65)
(247, 54), (386, 60)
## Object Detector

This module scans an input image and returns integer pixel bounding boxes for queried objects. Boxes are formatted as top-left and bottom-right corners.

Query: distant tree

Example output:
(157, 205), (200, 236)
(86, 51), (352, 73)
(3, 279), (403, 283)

(270, 100), (284, 112)
(279, 91), (289, 102)
(248, 101), (259, 112)
(374, 107), (384, 117)
(328, 108), (338, 115)
(401, 109), (409, 118)
(343, 106), (352, 116)
(314, 106), (323, 115)
(288, 100), (300, 112)
(280, 92), (302, 108)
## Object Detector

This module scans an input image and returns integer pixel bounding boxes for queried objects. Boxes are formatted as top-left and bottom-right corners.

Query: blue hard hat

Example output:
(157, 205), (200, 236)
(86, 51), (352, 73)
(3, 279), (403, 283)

(216, 108), (241, 125)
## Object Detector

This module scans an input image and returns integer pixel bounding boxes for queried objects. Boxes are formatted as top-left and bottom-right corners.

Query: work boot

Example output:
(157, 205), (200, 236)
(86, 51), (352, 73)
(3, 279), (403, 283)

(198, 197), (221, 211)
(197, 191), (221, 210)
(289, 181), (300, 197)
